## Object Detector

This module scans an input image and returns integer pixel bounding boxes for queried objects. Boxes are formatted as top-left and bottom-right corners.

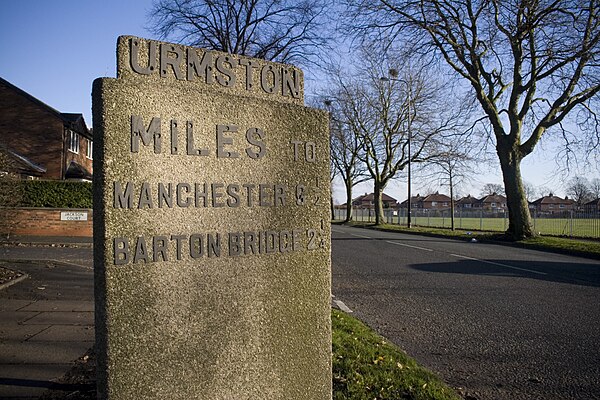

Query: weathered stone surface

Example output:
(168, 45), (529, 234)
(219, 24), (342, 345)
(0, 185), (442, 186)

(93, 36), (331, 400)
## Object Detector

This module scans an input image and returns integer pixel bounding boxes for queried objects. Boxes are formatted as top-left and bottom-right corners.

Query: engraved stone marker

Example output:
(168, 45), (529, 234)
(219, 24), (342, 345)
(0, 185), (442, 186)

(93, 36), (331, 400)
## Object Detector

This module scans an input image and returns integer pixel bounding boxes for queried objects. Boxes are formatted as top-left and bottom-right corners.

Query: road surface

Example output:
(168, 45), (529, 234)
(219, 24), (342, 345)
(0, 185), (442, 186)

(331, 225), (600, 400)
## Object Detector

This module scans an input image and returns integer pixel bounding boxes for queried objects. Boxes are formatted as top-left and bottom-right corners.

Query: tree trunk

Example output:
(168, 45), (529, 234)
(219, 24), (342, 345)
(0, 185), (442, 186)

(498, 147), (534, 240)
(374, 182), (385, 225)
(330, 196), (335, 221)
(449, 174), (455, 231)
(344, 181), (353, 222)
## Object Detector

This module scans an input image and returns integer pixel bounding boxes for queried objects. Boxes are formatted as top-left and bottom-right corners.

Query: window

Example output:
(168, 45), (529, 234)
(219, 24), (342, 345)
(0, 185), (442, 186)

(87, 139), (93, 159)
(431, 201), (438, 206)
(491, 202), (496, 207)
(559, 204), (565, 209)
(68, 130), (79, 153)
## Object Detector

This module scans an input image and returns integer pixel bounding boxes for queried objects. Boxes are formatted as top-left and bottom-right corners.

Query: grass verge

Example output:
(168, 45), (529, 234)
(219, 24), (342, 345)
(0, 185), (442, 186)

(41, 310), (460, 400)
(338, 220), (600, 260)
(332, 309), (460, 400)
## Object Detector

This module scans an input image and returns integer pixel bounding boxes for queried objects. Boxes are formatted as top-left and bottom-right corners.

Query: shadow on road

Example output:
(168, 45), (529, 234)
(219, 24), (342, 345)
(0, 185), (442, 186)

(410, 259), (600, 288)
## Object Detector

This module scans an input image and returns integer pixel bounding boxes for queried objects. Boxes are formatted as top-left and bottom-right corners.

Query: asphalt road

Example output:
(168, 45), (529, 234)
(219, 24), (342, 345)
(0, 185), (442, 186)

(331, 225), (600, 400)
(0, 245), (93, 301)
(2, 234), (599, 399)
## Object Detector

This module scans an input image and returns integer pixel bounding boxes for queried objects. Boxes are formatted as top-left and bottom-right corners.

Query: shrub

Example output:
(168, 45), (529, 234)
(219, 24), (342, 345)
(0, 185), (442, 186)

(19, 180), (92, 208)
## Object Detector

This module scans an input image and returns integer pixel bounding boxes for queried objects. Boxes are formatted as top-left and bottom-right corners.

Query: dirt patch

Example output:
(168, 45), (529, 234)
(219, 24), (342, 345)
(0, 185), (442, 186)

(40, 347), (96, 400)
(0, 265), (25, 286)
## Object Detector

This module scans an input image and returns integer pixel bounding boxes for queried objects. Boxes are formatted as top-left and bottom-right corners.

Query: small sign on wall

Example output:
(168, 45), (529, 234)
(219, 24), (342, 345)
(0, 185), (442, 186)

(60, 211), (88, 221)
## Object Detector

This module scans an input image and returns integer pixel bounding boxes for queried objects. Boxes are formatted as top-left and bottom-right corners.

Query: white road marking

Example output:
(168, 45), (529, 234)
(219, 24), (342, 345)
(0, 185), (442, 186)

(450, 254), (548, 276)
(332, 295), (354, 313)
(350, 233), (372, 239)
(386, 241), (434, 252)
(333, 299), (353, 313)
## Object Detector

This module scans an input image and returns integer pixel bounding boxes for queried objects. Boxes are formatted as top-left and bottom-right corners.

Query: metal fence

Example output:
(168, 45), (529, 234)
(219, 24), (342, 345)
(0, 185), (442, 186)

(333, 207), (600, 239)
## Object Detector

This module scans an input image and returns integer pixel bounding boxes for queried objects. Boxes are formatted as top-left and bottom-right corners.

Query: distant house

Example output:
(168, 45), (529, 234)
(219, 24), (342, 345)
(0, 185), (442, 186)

(474, 193), (507, 211)
(456, 194), (478, 209)
(399, 193), (426, 209)
(399, 192), (452, 210)
(352, 192), (398, 209)
(583, 198), (600, 213)
(0, 77), (92, 180)
(421, 192), (452, 210)
(530, 193), (576, 213)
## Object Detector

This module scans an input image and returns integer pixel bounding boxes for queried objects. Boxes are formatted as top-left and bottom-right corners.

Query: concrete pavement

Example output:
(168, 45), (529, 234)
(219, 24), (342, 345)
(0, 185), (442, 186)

(0, 238), (94, 399)
(0, 299), (94, 399)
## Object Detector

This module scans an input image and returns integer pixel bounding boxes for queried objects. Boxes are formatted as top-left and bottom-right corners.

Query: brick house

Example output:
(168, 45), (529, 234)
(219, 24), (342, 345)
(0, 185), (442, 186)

(456, 194), (478, 209)
(0, 77), (92, 180)
(400, 192), (451, 210)
(583, 198), (600, 212)
(474, 193), (507, 211)
(422, 192), (452, 210)
(352, 192), (398, 209)
(530, 193), (576, 213)
(399, 194), (426, 209)
(399, 192), (452, 210)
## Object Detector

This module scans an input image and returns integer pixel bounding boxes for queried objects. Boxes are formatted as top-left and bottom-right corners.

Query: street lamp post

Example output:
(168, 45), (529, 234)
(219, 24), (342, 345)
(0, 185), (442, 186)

(380, 70), (412, 228)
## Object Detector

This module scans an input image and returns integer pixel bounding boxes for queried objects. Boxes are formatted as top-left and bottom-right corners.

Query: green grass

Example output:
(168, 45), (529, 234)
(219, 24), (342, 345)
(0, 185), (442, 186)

(346, 214), (600, 238)
(332, 309), (460, 400)
(340, 220), (600, 259)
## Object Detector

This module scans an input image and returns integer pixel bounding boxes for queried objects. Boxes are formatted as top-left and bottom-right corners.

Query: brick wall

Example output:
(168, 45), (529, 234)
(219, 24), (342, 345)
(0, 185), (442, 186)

(0, 80), (65, 179)
(66, 134), (94, 175)
(0, 208), (92, 237)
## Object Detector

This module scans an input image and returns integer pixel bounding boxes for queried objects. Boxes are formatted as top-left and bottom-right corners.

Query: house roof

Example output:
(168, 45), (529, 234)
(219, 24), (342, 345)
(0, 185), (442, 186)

(479, 193), (507, 203)
(65, 161), (92, 180)
(531, 194), (575, 205)
(457, 194), (478, 205)
(353, 192), (398, 203)
(0, 77), (91, 139)
(422, 192), (451, 202)
(3, 148), (47, 176)
(584, 198), (600, 206)
(398, 194), (429, 206)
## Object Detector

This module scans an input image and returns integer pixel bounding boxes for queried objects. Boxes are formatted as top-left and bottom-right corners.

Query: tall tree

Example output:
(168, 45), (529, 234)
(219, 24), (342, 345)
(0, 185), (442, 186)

(589, 177), (600, 199)
(421, 136), (479, 230)
(332, 50), (467, 224)
(566, 175), (593, 206)
(345, 0), (600, 239)
(480, 183), (505, 197)
(148, 0), (331, 66)
(324, 95), (369, 222)
(523, 181), (539, 202)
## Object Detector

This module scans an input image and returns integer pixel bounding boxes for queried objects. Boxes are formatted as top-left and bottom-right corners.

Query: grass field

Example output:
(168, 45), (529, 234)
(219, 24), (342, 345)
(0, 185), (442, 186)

(340, 211), (600, 239)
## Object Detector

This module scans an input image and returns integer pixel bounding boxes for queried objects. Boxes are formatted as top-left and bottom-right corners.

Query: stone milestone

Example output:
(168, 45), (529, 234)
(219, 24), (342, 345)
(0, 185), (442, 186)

(93, 36), (331, 399)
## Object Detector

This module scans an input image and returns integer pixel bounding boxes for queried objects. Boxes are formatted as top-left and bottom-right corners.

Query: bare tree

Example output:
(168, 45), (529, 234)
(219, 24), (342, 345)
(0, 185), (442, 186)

(523, 181), (539, 203)
(148, 0), (331, 66)
(333, 49), (468, 224)
(421, 137), (479, 230)
(323, 94), (369, 222)
(480, 183), (505, 197)
(345, 0), (600, 239)
(566, 175), (593, 206)
(589, 178), (600, 199)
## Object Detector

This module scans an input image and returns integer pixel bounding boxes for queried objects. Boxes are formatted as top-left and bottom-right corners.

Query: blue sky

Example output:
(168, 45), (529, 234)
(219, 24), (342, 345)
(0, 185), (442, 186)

(0, 0), (151, 124)
(0, 1), (596, 200)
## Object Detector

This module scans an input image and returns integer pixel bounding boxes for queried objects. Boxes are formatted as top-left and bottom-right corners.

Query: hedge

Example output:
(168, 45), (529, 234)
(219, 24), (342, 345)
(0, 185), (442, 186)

(13, 180), (92, 208)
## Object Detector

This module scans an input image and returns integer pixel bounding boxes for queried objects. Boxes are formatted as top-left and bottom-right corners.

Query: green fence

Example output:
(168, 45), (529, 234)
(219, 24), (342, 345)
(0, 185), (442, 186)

(334, 208), (600, 239)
